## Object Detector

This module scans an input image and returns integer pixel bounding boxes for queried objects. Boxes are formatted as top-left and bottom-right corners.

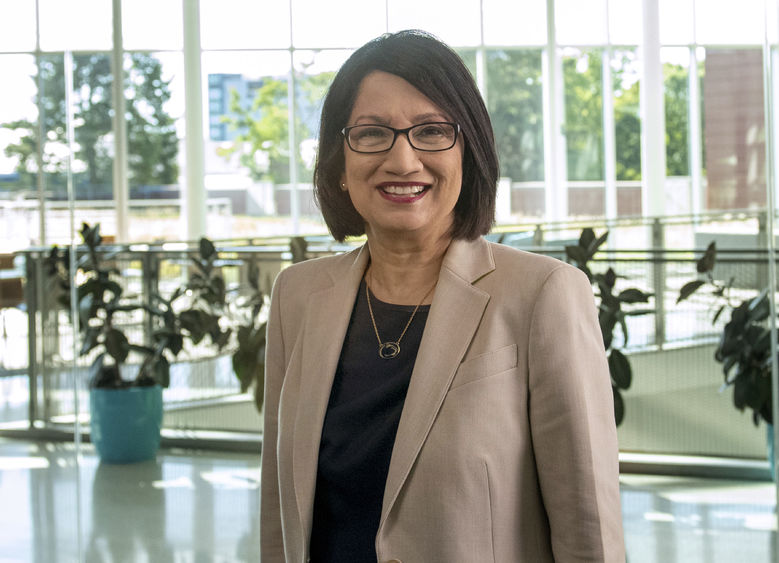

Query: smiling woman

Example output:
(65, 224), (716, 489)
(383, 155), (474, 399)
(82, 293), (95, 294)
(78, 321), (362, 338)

(260, 29), (625, 563)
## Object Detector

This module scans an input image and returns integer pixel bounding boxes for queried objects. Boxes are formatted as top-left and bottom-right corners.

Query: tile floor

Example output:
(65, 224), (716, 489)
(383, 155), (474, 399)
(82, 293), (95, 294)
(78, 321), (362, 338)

(0, 437), (776, 562)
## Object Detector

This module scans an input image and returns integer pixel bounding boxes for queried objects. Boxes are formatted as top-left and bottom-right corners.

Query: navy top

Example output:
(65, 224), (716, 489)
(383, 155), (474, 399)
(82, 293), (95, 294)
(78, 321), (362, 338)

(309, 280), (429, 563)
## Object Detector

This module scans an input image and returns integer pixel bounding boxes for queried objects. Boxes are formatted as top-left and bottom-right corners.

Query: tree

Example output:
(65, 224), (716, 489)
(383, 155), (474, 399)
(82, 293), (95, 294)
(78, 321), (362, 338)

(564, 49), (605, 182)
(216, 68), (335, 184)
(1, 53), (179, 198)
(485, 49), (545, 182)
(613, 49), (642, 181)
(663, 62), (689, 177)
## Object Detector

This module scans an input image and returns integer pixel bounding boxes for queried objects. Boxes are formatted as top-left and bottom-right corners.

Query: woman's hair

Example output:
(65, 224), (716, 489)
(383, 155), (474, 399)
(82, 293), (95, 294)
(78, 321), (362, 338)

(313, 29), (499, 242)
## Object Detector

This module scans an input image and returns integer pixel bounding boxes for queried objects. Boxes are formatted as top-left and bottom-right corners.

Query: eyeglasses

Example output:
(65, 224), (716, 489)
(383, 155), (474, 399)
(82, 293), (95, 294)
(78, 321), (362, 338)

(341, 121), (460, 153)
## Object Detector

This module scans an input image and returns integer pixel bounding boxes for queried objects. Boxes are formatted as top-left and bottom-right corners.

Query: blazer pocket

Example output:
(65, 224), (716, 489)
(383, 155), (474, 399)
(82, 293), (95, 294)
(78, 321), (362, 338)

(449, 344), (518, 390)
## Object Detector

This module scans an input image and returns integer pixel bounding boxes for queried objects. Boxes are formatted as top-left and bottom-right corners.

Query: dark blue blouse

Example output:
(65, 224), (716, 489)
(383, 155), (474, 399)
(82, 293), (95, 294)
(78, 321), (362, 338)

(309, 280), (429, 562)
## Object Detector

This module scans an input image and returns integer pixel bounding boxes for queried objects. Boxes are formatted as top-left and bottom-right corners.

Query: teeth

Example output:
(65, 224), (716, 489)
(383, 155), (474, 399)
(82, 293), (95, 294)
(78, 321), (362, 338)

(381, 185), (425, 195)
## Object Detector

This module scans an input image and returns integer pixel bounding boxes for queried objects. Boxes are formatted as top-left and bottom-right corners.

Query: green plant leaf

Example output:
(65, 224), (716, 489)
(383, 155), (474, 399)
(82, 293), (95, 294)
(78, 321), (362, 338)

(579, 227), (596, 250)
(721, 354), (738, 378)
(587, 231), (609, 258)
(248, 261), (260, 290)
(696, 241), (716, 273)
(565, 245), (587, 265)
(676, 280), (705, 304)
(105, 328), (130, 364)
(618, 288), (651, 303)
(613, 387), (624, 426)
(604, 268), (616, 289)
(151, 355), (171, 388)
(712, 304), (726, 325)
(199, 237), (217, 261)
(747, 290), (770, 323)
(79, 326), (101, 356)
(609, 349), (632, 390)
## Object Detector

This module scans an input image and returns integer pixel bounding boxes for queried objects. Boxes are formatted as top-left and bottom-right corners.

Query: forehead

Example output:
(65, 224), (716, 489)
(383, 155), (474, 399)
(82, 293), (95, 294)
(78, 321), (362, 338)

(348, 70), (449, 125)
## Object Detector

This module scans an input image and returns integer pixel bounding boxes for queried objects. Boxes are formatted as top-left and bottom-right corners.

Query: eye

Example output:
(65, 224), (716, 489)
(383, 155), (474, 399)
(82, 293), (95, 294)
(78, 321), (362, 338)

(414, 123), (455, 141)
(351, 125), (392, 144)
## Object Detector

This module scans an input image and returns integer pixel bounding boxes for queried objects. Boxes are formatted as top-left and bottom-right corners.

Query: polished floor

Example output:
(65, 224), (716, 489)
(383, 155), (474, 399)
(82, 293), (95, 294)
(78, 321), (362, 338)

(0, 437), (776, 563)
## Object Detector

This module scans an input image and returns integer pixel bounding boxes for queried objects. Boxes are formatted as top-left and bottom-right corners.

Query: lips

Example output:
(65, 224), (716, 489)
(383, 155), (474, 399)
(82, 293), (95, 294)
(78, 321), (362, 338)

(380, 184), (426, 195)
(377, 182), (430, 199)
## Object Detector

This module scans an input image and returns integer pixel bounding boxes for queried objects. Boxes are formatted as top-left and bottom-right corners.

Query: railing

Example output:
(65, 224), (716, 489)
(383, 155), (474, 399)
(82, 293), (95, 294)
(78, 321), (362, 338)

(0, 212), (776, 464)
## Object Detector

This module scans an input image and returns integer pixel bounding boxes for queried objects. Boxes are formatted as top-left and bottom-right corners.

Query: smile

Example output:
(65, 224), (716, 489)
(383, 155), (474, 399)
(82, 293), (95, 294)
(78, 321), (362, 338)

(379, 184), (428, 195)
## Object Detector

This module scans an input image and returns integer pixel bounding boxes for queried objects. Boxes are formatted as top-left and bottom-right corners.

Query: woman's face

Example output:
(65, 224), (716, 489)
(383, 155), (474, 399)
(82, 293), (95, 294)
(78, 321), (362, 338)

(340, 71), (463, 244)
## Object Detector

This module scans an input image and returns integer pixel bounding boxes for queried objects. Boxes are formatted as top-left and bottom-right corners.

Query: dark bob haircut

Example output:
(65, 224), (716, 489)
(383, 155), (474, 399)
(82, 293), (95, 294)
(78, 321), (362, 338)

(313, 29), (499, 242)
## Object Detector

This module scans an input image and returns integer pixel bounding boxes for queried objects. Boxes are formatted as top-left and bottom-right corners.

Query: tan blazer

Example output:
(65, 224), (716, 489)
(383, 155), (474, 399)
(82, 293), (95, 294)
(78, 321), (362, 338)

(261, 237), (625, 563)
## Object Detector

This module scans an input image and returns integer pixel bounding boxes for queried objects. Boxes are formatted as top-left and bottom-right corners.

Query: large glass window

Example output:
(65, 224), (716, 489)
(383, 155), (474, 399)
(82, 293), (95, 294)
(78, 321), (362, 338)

(293, 49), (349, 228)
(202, 50), (300, 237)
(564, 48), (604, 183)
(124, 52), (184, 242)
(0, 55), (39, 250)
(482, 0), (547, 46)
(291, 0), (385, 48)
(38, 0), (112, 51)
(0, 0), (36, 52)
(200, 0), (290, 49)
(486, 49), (545, 183)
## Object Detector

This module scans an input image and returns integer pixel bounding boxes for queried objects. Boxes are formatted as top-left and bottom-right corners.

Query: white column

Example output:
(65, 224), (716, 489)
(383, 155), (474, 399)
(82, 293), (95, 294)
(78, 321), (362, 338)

(182, 0), (206, 241)
(111, 0), (128, 242)
(543, 0), (568, 222)
(640, 0), (666, 218)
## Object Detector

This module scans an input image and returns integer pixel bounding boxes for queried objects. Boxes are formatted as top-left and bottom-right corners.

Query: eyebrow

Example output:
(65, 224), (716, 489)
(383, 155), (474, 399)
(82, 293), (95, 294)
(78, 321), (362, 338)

(351, 112), (449, 125)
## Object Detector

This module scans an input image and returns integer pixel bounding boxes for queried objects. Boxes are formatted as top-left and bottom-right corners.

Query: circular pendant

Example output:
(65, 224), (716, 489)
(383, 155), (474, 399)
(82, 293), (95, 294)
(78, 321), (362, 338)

(379, 342), (401, 359)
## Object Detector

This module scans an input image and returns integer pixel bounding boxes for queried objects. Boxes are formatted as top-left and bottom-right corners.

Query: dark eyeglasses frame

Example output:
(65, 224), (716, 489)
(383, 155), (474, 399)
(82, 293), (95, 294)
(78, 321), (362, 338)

(341, 121), (461, 154)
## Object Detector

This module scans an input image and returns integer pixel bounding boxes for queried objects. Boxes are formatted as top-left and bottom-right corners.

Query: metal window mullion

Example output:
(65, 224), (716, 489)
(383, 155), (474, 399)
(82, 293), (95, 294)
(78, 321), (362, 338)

(287, 49), (299, 235)
(688, 46), (703, 219)
(603, 47), (618, 221)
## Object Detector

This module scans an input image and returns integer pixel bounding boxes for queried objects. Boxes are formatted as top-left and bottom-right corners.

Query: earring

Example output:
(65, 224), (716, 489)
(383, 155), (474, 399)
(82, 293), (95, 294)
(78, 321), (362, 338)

(341, 183), (347, 190)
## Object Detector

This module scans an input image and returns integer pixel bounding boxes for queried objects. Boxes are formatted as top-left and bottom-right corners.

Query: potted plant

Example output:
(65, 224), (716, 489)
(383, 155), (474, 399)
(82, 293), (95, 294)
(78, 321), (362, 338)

(565, 228), (654, 426)
(66, 223), (185, 463)
(677, 242), (775, 479)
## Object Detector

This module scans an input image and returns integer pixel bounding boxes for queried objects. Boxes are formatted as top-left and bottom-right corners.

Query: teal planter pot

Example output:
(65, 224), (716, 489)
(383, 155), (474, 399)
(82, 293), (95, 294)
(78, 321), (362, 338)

(90, 385), (163, 464)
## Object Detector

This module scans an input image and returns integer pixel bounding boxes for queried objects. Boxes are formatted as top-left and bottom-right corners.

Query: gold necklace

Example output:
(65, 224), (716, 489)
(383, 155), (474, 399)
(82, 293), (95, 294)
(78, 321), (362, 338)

(365, 276), (435, 359)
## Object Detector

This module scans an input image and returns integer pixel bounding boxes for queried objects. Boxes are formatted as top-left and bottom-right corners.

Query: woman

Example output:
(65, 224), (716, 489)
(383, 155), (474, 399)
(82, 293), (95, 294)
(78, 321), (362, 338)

(261, 30), (624, 563)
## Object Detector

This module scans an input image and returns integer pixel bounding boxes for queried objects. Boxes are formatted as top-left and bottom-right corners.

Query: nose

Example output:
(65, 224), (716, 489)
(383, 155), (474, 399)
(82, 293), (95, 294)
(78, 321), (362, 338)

(382, 132), (423, 175)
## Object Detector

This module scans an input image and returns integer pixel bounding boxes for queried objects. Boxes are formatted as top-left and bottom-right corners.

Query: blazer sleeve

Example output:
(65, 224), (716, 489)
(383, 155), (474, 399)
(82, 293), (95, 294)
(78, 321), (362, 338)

(260, 270), (287, 562)
(527, 265), (625, 562)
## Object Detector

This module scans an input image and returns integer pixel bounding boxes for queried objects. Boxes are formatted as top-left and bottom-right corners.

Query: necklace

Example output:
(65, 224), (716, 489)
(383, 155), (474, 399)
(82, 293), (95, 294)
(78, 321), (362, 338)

(365, 275), (435, 359)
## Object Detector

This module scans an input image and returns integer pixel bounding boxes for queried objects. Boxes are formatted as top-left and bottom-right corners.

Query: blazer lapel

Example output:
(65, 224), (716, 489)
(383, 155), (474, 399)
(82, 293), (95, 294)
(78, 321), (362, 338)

(291, 246), (370, 548)
(380, 238), (495, 526)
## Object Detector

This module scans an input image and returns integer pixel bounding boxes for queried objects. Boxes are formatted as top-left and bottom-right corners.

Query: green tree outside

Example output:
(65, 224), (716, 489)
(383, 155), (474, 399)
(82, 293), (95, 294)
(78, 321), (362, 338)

(2, 53), (179, 198)
(486, 49), (545, 182)
(216, 67), (336, 184)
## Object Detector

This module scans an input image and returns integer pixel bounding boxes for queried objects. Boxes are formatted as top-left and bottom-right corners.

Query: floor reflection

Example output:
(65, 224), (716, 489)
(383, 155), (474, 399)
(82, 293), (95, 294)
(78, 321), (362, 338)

(0, 437), (776, 562)
(0, 438), (260, 562)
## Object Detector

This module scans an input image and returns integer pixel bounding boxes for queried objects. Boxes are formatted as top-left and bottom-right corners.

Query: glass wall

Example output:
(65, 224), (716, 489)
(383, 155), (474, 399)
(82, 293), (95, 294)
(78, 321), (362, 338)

(2, 0), (775, 248)
(2, 1), (779, 471)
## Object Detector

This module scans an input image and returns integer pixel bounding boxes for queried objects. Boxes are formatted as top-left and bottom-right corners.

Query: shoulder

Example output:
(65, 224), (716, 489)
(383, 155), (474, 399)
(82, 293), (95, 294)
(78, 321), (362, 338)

(486, 240), (589, 288)
(273, 245), (362, 297)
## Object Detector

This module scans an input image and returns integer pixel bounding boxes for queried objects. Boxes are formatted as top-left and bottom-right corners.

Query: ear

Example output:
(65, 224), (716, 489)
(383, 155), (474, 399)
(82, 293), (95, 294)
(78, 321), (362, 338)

(339, 174), (348, 191)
